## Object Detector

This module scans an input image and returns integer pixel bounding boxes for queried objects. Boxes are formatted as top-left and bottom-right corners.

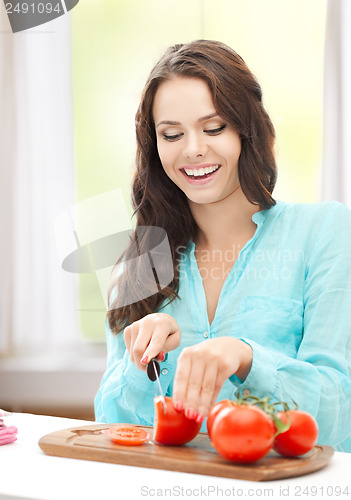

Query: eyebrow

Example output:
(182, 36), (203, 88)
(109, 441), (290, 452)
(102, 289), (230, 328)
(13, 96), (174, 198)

(156, 112), (219, 128)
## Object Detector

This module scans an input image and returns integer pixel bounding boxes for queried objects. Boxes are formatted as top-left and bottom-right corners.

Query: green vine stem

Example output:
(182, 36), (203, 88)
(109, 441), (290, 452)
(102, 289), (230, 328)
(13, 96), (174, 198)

(235, 391), (295, 437)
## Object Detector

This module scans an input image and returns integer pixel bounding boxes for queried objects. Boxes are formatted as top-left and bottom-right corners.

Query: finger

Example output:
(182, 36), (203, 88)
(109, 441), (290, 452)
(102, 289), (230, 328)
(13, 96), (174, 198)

(123, 325), (132, 354)
(181, 353), (207, 419)
(132, 324), (153, 370)
(209, 392), (219, 411)
(196, 363), (219, 420)
(125, 321), (151, 370)
(172, 348), (193, 413)
(207, 373), (226, 412)
(155, 351), (166, 362)
(163, 328), (181, 353)
(124, 324), (138, 361)
(140, 325), (172, 364)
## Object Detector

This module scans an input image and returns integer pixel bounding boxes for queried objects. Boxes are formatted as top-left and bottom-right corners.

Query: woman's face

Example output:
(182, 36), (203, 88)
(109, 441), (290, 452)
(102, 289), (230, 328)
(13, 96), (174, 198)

(153, 76), (242, 207)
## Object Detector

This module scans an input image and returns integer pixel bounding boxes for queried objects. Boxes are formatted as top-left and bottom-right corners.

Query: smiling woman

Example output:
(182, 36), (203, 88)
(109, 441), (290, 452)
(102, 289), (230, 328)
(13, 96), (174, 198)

(95, 39), (351, 453)
(106, 40), (277, 333)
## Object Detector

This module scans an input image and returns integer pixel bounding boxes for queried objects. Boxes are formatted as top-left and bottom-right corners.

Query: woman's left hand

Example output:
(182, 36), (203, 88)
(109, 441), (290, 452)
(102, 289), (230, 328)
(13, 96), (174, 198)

(172, 337), (253, 424)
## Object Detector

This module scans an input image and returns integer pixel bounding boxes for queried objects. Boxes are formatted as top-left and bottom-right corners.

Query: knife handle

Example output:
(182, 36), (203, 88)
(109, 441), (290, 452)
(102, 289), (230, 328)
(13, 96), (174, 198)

(147, 358), (160, 382)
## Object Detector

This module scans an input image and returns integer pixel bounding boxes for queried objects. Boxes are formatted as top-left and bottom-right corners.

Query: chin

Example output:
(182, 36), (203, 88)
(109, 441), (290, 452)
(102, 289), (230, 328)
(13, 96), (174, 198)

(186, 193), (220, 205)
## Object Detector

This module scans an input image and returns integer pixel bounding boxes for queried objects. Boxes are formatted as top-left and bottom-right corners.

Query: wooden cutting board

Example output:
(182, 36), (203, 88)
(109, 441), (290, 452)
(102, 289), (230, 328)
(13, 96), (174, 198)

(38, 423), (334, 482)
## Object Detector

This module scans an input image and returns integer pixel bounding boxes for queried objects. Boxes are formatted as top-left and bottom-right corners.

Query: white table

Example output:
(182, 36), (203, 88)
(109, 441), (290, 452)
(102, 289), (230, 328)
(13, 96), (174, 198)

(0, 413), (350, 500)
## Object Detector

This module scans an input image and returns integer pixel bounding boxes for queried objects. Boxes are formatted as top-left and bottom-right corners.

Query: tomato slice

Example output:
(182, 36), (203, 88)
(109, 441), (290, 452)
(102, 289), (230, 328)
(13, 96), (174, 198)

(104, 424), (150, 446)
(153, 396), (202, 446)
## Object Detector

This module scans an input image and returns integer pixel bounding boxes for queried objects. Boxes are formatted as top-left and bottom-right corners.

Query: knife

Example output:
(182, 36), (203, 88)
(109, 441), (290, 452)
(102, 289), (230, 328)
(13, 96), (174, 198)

(147, 358), (167, 412)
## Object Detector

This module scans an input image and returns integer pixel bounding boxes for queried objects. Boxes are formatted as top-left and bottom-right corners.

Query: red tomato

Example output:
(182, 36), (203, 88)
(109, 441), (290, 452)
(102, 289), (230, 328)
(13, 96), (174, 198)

(104, 424), (149, 446)
(153, 396), (202, 445)
(274, 410), (318, 457)
(211, 404), (275, 463)
(206, 399), (233, 438)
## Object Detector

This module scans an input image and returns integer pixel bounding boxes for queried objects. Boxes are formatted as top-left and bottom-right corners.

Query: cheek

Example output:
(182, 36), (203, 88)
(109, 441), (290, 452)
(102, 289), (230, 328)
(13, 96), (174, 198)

(219, 137), (241, 163)
(157, 141), (178, 173)
(156, 142), (167, 166)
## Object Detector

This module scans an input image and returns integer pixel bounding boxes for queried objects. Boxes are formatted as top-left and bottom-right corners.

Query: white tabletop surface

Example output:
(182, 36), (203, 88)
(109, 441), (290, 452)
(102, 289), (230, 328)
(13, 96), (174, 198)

(0, 412), (350, 500)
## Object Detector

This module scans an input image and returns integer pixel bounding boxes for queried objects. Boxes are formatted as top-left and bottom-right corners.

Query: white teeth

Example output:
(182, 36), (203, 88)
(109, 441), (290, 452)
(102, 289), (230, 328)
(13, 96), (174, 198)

(183, 164), (220, 177)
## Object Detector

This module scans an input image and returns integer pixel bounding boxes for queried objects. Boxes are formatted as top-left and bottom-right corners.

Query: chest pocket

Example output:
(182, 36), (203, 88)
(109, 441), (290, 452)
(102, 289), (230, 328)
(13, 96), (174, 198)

(234, 296), (304, 356)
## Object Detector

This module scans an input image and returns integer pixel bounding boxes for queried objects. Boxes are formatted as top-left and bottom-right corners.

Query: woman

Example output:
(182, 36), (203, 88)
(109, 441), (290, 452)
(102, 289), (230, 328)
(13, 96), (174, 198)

(95, 40), (351, 451)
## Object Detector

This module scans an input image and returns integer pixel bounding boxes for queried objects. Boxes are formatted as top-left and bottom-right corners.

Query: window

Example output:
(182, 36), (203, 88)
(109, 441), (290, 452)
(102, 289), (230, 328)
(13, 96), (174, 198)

(71, 0), (327, 340)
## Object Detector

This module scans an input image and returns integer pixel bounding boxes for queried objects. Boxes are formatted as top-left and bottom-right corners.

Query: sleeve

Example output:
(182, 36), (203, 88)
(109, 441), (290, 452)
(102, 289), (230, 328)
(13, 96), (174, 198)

(94, 320), (151, 424)
(94, 319), (174, 425)
(235, 202), (351, 448)
(94, 319), (156, 425)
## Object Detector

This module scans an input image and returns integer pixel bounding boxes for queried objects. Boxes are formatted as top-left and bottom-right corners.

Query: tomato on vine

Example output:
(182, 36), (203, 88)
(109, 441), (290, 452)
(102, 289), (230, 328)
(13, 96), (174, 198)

(206, 399), (233, 438)
(210, 403), (276, 463)
(274, 410), (319, 457)
(207, 393), (318, 463)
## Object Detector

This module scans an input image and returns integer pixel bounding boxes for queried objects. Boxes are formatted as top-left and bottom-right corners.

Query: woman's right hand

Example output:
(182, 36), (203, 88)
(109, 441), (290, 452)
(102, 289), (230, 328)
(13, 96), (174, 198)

(124, 313), (181, 371)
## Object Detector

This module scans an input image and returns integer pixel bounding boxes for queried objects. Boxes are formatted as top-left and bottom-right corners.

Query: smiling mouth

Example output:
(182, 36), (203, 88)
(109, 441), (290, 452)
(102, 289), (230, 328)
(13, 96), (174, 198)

(180, 164), (222, 179)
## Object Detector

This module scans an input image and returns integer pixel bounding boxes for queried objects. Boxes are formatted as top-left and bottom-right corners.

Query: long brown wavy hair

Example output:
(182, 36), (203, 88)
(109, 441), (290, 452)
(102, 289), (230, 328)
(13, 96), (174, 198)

(107, 39), (277, 334)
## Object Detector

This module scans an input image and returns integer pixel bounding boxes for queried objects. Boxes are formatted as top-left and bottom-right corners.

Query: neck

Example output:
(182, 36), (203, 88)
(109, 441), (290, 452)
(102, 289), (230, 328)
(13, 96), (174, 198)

(189, 188), (260, 249)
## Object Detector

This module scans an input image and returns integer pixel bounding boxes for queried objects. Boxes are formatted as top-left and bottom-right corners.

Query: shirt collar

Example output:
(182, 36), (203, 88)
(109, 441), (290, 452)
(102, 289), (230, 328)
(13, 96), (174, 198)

(184, 200), (287, 254)
(251, 200), (287, 227)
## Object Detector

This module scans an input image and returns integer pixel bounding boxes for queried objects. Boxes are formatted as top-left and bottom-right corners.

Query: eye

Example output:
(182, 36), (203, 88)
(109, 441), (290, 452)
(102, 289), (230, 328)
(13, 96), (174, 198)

(204, 125), (226, 135)
(162, 132), (183, 142)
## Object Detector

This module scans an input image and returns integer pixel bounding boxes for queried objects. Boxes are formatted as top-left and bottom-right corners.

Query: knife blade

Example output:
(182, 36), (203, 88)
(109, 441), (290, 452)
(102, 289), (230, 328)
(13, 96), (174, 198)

(147, 358), (167, 412)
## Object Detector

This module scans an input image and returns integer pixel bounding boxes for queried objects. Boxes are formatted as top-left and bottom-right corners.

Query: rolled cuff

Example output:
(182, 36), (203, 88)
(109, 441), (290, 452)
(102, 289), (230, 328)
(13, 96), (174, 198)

(230, 339), (278, 399)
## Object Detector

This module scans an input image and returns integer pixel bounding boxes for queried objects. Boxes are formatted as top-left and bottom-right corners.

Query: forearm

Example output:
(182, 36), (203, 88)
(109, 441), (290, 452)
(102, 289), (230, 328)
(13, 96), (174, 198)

(95, 351), (154, 424)
(236, 339), (351, 447)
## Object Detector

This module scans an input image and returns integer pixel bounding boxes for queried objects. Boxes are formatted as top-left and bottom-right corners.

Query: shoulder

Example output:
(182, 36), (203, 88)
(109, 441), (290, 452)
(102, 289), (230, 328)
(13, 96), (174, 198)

(273, 200), (351, 229)
(262, 201), (351, 256)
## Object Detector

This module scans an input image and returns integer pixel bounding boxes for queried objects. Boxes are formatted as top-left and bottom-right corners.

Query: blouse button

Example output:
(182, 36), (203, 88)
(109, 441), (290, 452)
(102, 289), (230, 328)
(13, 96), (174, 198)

(203, 331), (209, 338)
(161, 368), (168, 375)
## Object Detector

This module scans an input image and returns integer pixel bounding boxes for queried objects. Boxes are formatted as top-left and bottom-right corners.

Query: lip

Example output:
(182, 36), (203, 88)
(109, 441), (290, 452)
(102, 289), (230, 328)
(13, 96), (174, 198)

(179, 164), (222, 185)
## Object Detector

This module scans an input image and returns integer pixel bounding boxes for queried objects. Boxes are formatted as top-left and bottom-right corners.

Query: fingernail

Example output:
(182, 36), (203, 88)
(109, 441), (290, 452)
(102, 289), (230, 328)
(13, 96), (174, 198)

(185, 408), (196, 420)
(174, 401), (184, 412)
(159, 351), (165, 362)
(195, 413), (204, 424)
(140, 355), (149, 364)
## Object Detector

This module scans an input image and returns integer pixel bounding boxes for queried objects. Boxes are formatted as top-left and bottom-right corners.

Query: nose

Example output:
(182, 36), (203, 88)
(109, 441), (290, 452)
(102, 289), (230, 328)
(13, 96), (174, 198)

(182, 132), (208, 160)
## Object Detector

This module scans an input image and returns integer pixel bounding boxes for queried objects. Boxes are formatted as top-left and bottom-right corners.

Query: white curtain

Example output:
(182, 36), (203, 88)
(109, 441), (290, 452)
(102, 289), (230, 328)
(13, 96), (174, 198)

(322, 0), (351, 205)
(0, 5), (78, 355)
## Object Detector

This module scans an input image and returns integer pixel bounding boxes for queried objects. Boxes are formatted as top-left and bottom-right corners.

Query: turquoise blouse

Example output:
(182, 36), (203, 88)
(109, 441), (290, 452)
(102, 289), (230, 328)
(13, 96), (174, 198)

(95, 200), (351, 452)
